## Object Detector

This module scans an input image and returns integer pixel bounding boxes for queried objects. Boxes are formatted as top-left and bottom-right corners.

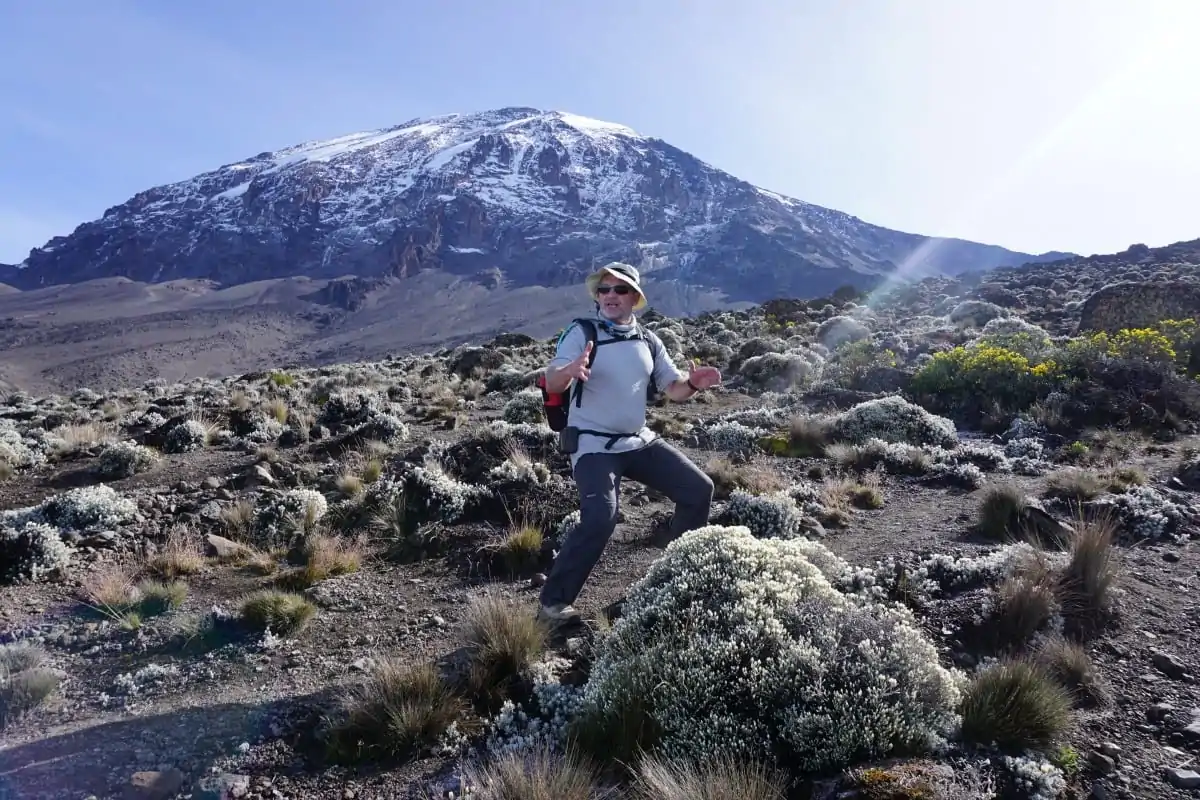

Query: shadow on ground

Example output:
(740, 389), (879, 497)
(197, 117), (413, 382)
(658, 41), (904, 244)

(0, 688), (336, 800)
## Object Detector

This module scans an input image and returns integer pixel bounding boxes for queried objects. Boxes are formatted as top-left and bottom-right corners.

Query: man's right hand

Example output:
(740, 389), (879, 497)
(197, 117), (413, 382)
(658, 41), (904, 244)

(545, 340), (593, 393)
(561, 340), (594, 382)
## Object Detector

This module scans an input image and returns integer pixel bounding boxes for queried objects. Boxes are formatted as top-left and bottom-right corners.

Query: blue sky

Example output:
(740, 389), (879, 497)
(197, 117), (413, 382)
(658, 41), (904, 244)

(2, 0), (1197, 265)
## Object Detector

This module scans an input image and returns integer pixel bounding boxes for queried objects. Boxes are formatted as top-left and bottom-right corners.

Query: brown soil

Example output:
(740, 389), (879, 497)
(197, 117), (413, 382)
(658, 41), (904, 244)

(2, 389), (1200, 800)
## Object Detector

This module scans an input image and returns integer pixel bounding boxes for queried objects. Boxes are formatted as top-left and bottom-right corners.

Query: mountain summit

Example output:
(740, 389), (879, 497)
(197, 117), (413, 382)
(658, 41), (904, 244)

(5, 107), (1068, 299)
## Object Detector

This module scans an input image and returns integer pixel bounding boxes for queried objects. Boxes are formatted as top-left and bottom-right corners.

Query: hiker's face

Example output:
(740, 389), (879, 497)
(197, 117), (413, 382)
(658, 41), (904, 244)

(596, 279), (637, 322)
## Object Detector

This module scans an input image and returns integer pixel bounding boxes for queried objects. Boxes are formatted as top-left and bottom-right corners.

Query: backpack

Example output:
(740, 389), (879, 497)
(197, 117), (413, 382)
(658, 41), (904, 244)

(536, 317), (663, 432)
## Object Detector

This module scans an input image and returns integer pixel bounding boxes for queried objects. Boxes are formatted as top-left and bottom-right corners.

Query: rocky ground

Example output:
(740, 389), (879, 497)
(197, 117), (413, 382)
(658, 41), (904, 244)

(4, 248), (1200, 799)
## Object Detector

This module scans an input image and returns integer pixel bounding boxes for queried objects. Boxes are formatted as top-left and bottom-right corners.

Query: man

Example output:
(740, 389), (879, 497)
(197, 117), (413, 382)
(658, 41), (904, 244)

(537, 261), (721, 623)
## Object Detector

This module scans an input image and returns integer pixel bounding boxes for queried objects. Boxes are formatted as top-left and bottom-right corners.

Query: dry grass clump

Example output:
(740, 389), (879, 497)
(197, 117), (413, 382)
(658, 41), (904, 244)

(985, 569), (1058, 654)
(324, 659), (468, 765)
(499, 523), (543, 575)
(221, 499), (256, 539)
(145, 525), (206, 579)
(361, 458), (384, 483)
(630, 752), (790, 800)
(50, 421), (118, 456)
(266, 397), (289, 424)
(1, 643), (61, 731)
(238, 589), (316, 635)
(463, 744), (608, 800)
(785, 413), (833, 457)
(276, 533), (363, 590)
(460, 595), (548, 706)
(1044, 466), (1147, 505)
(959, 659), (1073, 752)
(704, 457), (784, 500)
(847, 760), (995, 800)
(79, 567), (187, 627)
(566, 672), (661, 769)
(1054, 513), (1120, 636)
(1033, 636), (1112, 708)
(822, 474), (884, 512)
(336, 473), (365, 498)
(975, 483), (1028, 540)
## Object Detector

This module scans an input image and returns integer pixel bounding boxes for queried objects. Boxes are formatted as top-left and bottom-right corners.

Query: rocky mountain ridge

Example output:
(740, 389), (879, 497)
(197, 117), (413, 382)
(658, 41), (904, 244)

(2, 107), (1070, 301)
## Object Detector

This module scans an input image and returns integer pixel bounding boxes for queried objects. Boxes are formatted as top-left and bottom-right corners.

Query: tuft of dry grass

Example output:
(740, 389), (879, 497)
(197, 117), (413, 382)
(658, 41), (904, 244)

(266, 397), (289, 424)
(1055, 513), (1120, 636)
(361, 458), (384, 483)
(336, 473), (365, 498)
(704, 457), (784, 500)
(239, 590), (316, 635)
(631, 752), (789, 800)
(460, 595), (548, 706)
(277, 533), (363, 590)
(145, 525), (206, 579)
(959, 659), (1074, 752)
(50, 421), (117, 456)
(786, 413), (832, 457)
(822, 474), (884, 513)
(1034, 636), (1113, 708)
(221, 499), (256, 540)
(324, 659), (468, 765)
(500, 523), (543, 575)
(985, 569), (1058, 654)
(79, 568), (186, 627)
(463, 744), (608, 800)
(976, 482), (1028, 540)
(0, 643), (61, 731)
(567, 674), (662, 770)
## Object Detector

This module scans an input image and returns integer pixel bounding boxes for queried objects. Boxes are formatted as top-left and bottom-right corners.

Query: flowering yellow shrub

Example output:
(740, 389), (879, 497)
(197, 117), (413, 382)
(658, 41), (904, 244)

(1065, 319), (1198, 370)
(910, 344), (1056, 414)
(1073, 329), (1175, 363)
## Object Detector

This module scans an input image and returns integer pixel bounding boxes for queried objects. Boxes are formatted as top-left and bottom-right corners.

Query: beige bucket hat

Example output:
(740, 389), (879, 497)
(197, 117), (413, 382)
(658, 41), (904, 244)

(585, 261), (647, 310)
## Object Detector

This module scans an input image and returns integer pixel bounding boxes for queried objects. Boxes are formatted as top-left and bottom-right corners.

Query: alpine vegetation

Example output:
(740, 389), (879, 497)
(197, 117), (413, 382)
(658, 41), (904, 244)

(3, 239), (1200, 798)
(573, 526), (963, 773)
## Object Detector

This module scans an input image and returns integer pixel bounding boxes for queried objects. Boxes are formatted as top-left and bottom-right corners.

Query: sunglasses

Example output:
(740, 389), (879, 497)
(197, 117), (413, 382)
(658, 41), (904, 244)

(596, 284), (633, 295)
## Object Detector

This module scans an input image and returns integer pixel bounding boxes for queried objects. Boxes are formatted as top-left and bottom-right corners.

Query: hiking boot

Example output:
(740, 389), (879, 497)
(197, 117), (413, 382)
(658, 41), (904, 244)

(537, 603), (581, 623)
(603, 596), (626, 623)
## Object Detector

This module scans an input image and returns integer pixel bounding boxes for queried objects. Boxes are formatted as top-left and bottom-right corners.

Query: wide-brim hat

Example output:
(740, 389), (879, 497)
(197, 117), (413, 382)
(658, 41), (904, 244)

(585, 261), (647, 310)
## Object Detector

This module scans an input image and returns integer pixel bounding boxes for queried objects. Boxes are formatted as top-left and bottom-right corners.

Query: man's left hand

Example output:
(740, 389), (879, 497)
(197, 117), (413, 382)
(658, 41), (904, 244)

(688, 364), (722, 390)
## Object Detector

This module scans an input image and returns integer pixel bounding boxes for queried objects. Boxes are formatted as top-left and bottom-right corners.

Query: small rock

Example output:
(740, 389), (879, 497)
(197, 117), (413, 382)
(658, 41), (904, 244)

(129, 768), (185, 799)
(202, 476), (223, 490)
(205, 534), (247, 560)
(1099, 742), (1122, 759)
(530, 572), (547, 588)
(1165, 767), (1200, 790)
(1163, 550), (1181, 563)
(1089, 751), (1117, 774)
(1152, 650), (1189, 680)
(195, 773), (251, 800)
(1149, 702), (1176, 723)
(81, 531), (119, 548)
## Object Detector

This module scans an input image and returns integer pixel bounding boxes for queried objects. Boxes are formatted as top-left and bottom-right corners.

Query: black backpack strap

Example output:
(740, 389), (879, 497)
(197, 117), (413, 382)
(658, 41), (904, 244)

(571, 318), (598, 408)
(638, 325), (665, 395)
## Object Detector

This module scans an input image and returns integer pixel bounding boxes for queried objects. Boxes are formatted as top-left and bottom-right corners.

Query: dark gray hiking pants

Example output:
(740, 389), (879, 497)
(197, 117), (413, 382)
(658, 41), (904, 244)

(539, 438), (715, 608)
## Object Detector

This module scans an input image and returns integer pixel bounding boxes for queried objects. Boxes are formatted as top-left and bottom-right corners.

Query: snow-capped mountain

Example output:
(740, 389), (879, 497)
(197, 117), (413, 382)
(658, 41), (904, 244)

(4, 107), (1069, 299)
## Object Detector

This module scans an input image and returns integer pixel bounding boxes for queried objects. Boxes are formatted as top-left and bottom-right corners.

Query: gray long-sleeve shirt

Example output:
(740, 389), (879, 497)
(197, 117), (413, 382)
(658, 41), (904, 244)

(547, 318), (687, 468)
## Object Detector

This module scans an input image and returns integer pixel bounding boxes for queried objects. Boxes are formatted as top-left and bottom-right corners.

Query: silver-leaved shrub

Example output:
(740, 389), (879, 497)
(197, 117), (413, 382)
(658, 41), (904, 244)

(576, 525), (963, 773)
(832, 396), (958, 449)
